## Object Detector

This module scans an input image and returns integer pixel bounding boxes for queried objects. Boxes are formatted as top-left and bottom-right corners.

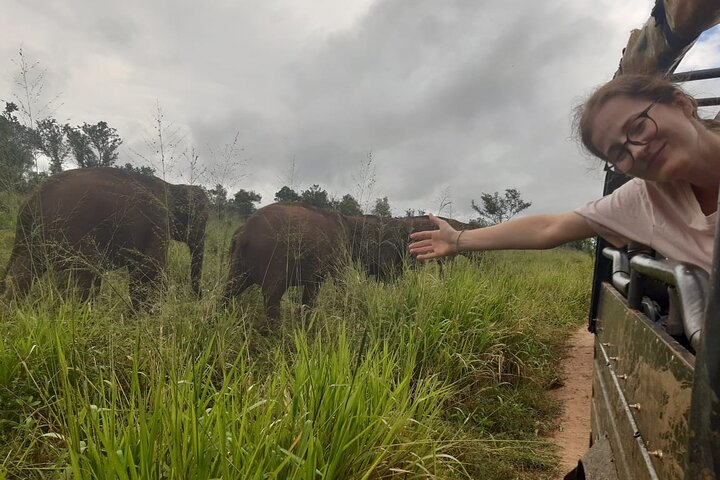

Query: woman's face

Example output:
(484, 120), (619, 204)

(590, 94), (698, 182)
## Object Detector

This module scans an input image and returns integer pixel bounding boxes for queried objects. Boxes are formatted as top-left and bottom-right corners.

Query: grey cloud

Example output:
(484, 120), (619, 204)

(4, 0), (709, 221)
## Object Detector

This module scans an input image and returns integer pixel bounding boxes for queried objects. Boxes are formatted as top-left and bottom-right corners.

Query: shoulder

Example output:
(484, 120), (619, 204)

(576, 178), (648, 214)
(574, 178), (652, 234)
(612, 178), (648, 198)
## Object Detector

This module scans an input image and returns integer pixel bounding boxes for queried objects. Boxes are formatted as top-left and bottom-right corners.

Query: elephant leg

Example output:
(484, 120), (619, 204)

(73, 269), (100, 303)
(5, 251), (44, 301)
(301, 281), (320, 308)
(126, 241), (166, 311)
(222, 272), (251, 306)
(128, 262), (162, 311)
(262, 282), (286, 322)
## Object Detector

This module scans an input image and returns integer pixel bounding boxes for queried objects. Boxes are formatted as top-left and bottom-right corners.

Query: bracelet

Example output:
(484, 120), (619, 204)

(455, 230), (466, 254)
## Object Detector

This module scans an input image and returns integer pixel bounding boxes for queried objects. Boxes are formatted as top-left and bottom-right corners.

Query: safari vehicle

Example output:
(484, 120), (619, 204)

(567, 2), (720, 479)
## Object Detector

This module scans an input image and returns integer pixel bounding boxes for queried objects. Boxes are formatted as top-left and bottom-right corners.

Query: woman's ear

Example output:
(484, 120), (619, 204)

(672, 91), (696, 118)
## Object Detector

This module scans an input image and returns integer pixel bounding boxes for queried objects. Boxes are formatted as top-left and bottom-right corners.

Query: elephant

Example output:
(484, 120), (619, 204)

(346, 214), (474, 279)
(0, 167), (209, 309)
(221, 202), (472, 321)
(397, 215), (471, 234)
(222, 203), (349, 320)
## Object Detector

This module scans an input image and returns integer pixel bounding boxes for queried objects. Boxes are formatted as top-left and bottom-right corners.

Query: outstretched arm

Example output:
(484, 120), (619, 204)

(408, 212), (596, 260)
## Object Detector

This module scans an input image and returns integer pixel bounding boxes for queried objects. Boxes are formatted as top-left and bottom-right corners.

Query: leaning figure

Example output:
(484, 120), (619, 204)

(410, 75), (718, 272)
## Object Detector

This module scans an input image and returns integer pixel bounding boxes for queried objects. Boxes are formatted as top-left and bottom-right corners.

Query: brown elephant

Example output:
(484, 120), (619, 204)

(397, 215), (471, 234)
(346, 214), (474, 279)
(0, 167), (209, 309)
(343, 214), (414, 281)
(222, 203), (349, 320)
(222, 202), (471, 321)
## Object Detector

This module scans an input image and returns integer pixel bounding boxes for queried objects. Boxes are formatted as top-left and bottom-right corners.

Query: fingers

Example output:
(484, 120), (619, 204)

(409, 230), (433, 241)
(409, 238), (438, 261)
(408, 243), (434, 254)
(408, 238), (433, 249)
(415, 251), (440, 260)
(408, 213), (455, 261)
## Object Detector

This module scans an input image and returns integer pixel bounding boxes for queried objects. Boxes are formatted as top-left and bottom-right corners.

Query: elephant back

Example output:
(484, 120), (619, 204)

(232, 203), (350, 285)
(20, 168), (169, 248)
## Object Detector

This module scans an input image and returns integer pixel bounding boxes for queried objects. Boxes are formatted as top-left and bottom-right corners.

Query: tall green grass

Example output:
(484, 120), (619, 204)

(0, 211), (593, 479)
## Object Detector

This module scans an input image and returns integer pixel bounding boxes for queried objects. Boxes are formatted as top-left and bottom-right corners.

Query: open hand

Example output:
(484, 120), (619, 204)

(408, 213), (461, 260)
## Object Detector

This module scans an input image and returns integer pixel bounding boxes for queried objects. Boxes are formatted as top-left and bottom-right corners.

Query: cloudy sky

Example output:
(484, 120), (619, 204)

(2, 0), (719, 220)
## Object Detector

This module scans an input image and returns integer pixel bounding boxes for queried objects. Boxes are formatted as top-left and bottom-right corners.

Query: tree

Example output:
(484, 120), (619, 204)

(274, 185), (301, 203)
(231, 189), (261, 217)
(564, 238), (595, 254)
(65, 121), (122, 168)
(23, 171), (49, 192)
(0, 102), (34, 191)
(301, 184), (330, 209)
(206, 184), (229, 216)
(120, 162), (156, 176)
(471, 188), (531, 225)
(33, 118), (70, 173)
(371, 196), (392, 218)
(335, 193), (363, 216)
(404, 208), (426, 217)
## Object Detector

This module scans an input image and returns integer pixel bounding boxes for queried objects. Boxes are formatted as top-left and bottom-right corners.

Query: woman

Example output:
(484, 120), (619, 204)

(409, 75), (719, 272)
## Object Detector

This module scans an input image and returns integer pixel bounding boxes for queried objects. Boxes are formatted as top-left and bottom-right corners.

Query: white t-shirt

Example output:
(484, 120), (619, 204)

(575, 178), (716, 272)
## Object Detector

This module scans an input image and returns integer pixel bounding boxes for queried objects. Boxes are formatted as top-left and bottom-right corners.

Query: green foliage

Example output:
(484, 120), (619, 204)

(300, 184), (330, 209)
(274, 185), (301, 203)
(471, 188), (531, 225)
(33, 118), (70, 174)
(563, 237), (596, 254)
(0, 208), (593, 479)
(0, 106), (35, 191)
(64, 121), (122, 168)
(0, 191), (23, 229)
(119, 162), (156, 177)
(231, 188), (262, 217)
(405, 208), (426, 217)
(334, 193), (363, 216)
(276, 187), (362, 216)
(371, 196), (392, 218)
(202, 186), (261, 219)
(22, 171), (50, 193)
(206, 183), (228, 213)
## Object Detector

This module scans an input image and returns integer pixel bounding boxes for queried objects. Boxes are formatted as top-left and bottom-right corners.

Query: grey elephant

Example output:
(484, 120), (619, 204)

(0, 167), (209, 309)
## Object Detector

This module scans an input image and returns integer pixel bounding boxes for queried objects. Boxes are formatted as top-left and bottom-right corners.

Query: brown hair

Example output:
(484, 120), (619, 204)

(574, 74), (720, 160)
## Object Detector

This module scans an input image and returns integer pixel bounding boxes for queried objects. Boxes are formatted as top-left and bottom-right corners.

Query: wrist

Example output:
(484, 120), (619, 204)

(455, 230), (466, 253)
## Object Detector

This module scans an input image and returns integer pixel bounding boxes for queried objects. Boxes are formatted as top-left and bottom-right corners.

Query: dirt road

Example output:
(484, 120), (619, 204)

(550, 324), (594, 477)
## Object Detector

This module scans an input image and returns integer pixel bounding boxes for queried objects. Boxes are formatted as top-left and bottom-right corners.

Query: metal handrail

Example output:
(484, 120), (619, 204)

(601, 247), (630, 296)
(602, 248), (709, 352)
(668, 67), (720, 82)
(628, 254), (709, 352)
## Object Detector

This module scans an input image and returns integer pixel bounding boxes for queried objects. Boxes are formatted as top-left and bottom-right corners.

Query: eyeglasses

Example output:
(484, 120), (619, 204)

(604, 101), (659, 173)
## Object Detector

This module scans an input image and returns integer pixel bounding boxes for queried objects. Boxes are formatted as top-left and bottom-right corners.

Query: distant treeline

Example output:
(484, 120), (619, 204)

(0, 100), (592, 251)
